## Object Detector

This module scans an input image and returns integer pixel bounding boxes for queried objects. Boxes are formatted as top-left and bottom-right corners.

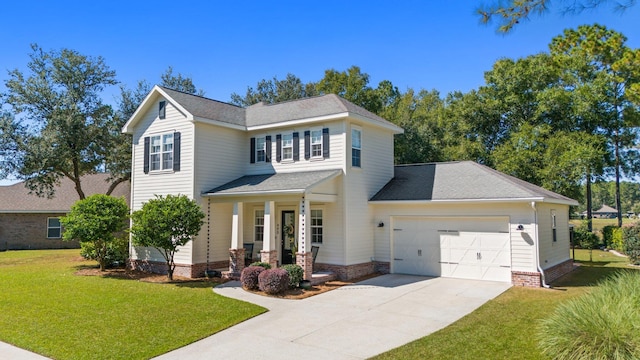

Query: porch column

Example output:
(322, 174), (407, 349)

(227, 202), (244, 278)
(260, 201), (278, 268)
(297, 195), (312, 280)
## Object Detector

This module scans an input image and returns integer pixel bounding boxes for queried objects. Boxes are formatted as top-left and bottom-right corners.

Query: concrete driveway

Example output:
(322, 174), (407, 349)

(156, 274), (511, 360)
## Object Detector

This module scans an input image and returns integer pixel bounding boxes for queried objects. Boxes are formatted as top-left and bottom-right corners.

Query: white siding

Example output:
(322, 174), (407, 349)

(130, 96), (195, 264)
(537, 203), (571, 269)
(192, 202), (233, 265)
(372, 202), (538, 273)
(344, 122), (396, 265)
(245, 120), (346, 175)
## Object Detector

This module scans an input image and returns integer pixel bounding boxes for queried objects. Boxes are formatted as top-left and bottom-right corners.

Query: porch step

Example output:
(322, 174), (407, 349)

(310, 271), (337, 286)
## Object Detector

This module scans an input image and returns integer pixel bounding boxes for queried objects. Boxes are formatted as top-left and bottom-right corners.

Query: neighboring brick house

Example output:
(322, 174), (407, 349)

(0, 174), (130, 250)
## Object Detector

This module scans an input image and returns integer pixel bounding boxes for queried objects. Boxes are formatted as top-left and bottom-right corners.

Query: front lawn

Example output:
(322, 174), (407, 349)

(372, 249), (637, 360)
(0, 250), (265, 360)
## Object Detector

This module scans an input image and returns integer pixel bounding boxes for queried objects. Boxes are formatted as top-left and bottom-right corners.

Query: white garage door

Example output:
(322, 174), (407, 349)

(392, 217), (512, 282)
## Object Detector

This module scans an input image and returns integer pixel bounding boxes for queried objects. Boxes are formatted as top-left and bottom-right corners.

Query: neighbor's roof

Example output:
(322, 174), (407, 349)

(0, 173), (131, 213)
(203, 170), (341, 197)
(593, 204), (618, 213)
(123, 86), (403, 134)
(370, 161), (578, 205)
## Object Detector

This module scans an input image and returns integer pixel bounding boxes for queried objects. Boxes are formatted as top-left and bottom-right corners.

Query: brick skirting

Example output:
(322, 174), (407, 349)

(314, 261), (377, 281)
(544, 259), (575, 283)
(511, 271), (542, 287)
(127, 259), (229, 278)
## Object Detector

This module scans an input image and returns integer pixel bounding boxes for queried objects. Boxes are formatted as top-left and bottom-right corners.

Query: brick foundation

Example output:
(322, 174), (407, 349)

(260, 250), (278, 269)
(314, 261), (377, 281)
(223, 248), (245, 280)
(511, 271), (542, 287)
(544, 259), (575, 283)
(296, 251), (313, 280)
(127, 259), (228, 278)
(374, 261), (390, 274)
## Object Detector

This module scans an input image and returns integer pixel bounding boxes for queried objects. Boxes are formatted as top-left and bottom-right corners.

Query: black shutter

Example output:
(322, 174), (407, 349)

(173, 132), (181, 171)
(250, 137), (256, 164)
(322, 128), (330, 159)
(143, 136), (150, 174)
(293, 132), (299, 161)
(159, 101), (166, 119)
(276, 134), (282, 162)
(266, 136), (272, 162)
(304, 131), (310, 160)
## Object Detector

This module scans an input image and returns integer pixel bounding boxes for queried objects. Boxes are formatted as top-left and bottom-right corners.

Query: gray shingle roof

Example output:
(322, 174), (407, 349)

(370, 161), (578, 204)
(158, 86), (245, 127)
(204, 170), (341, 196)
(245, 94), (399, 130)
(0, 173), (131, 212)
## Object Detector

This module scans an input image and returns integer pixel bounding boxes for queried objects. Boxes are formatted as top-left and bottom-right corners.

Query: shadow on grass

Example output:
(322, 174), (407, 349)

(552, 266), (636, 288)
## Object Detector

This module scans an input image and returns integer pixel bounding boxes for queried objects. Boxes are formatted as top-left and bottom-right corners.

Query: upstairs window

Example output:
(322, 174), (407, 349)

(311, 130), (323, 158)
(47, 217), (62, 239)
(256, 137), (266, 162)
(159, 101), (166, 119)
(150, 133), (173, 171)
(282, 134), (293, 161)
(352, 128), (361, 168)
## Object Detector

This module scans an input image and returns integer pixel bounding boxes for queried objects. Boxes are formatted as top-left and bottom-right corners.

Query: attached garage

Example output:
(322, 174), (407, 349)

(370, 162), (579, 287)
(392, 217), (511, 282)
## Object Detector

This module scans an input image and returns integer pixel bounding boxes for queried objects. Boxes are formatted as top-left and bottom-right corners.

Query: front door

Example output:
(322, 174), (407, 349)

(281, 211), (296, 265)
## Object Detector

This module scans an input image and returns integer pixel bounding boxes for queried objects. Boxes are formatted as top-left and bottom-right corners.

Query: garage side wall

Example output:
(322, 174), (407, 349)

(536, 202), (571, 269)
(371, 202), (538, 274)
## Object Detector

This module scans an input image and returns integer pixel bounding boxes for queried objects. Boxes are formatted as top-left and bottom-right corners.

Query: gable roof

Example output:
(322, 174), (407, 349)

(203, 170), (341, 197)
(123, 86), (403, 134)
(370, 161), (578, 205)
(594, 204), (618, 213)
(0, 174), (131, 213)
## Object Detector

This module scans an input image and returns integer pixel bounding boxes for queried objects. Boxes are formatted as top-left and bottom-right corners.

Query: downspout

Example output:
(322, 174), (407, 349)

(531, 201), (550, 288)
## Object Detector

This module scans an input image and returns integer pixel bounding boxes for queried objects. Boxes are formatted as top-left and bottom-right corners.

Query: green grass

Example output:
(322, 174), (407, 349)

(570, 217), (637, 233)
(372, 249), (637, 360)
(0, 250), (265, 360)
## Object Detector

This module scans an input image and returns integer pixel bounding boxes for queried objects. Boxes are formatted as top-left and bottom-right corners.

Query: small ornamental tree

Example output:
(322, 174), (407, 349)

(130, 194), (205, 280)
(60, 194), (129, 271)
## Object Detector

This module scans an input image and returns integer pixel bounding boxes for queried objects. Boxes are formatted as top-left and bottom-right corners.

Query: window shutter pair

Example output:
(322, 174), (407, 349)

(249, 136), (272, 163)
(303, 128), (330, 160)
(143, 132), (181, 174)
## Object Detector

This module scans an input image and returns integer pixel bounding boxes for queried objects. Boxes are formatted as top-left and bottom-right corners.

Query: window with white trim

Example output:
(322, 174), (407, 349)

(256, 137), (266, 162)
(311, 209), (323, 244)
(150, 133), (173, 171)
(282, 134), (293, 160)
(47, 217), (62, 239)
(311, 130), (322, 158)
(551, 210), (557, 242)
(255, 210), (265, 242)
(351, 128), (361, 167)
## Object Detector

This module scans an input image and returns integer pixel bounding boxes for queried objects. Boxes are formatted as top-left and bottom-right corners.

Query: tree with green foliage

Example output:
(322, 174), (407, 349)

(230, 73), (317, 106)
(550, 24), (640, 226)
(160, 66), (204, 96)
(477, 0), (637, 33)
(60, 194), (129, 271)
(2, 44), (120, 199)
(130, 194), (205, 280)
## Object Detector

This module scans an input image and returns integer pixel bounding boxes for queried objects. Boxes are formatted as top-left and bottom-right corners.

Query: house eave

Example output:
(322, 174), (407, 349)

(0, 210), (68, 214)
(369, 197), (578, 206)
(122, 85), (194, 134)
(246, 113), (348, 131)
(192, 116), (246, 131)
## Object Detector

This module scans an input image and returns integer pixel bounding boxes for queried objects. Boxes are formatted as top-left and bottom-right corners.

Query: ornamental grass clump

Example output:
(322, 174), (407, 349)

(281, 264), (304, 288)
(538, 271), (640, 360)
(258, 268), (289, 295)
(240, 266), (265, 290)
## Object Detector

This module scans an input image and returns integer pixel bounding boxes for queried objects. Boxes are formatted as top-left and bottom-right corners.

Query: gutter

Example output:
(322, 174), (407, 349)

(531, 201), (550, 288)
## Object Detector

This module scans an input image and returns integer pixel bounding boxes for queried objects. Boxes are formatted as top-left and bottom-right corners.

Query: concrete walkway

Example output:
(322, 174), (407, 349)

(156, 274), (511, 360)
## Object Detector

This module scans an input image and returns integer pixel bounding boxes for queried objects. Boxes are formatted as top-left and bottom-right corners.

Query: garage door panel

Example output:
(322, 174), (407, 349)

(393, 217), (512, 283)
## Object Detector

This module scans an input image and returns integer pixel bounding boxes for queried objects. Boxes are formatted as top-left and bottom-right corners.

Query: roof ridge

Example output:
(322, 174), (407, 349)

(158, 85), (243, 109)
(247, 94), (334, 108)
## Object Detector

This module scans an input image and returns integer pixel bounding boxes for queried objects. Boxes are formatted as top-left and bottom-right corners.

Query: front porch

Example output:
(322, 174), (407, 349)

(202, 170), (342, 281)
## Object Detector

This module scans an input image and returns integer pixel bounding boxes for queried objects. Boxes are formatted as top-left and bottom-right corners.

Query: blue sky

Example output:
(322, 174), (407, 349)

(1, 1), (639, 184)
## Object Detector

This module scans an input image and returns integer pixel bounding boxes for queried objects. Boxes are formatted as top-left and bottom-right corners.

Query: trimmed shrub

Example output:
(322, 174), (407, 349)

(602, 225), (619, 248)
(612, 227), (624, 252)
(240, 266), (265, 290)
(538, 271), (640, 359)
(258, 268), (289, 295)
(622, 222), (640, 265)
(249, 261), (272, 269)
(80, 236), (129, 268)
(281, 264), (304, 288)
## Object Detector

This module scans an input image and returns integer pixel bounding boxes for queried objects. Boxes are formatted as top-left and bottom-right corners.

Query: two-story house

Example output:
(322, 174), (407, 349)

(123, 86), (577, 287)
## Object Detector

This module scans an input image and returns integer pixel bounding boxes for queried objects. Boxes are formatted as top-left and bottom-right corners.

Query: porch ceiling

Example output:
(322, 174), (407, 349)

(202, 170), (341, 198)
